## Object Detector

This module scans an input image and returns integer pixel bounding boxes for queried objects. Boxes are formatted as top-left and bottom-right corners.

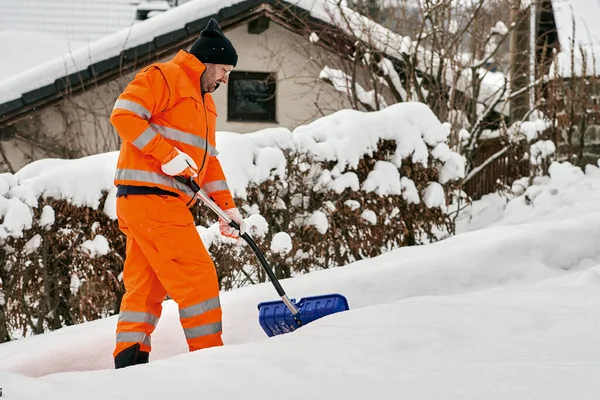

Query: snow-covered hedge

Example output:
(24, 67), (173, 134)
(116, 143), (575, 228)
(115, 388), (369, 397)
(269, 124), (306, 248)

(456, 158), (600, 235)
(0, 102), (465, 340)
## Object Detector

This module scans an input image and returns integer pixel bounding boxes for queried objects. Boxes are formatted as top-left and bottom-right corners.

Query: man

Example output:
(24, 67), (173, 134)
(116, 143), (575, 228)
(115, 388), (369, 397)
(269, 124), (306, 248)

(109, 18), (245, 369)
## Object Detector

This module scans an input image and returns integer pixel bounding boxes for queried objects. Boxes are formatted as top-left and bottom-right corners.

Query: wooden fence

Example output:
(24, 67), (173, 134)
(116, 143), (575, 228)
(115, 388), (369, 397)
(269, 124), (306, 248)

(463, 138), (529, 200)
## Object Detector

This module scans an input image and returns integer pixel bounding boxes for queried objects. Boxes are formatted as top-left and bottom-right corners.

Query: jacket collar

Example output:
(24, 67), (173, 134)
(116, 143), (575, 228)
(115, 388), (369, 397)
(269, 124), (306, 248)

(172, 50), (206, 94)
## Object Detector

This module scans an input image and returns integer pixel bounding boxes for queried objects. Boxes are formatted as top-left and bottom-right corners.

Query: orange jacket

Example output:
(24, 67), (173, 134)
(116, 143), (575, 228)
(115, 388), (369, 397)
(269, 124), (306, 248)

(110, 50), (235, 210)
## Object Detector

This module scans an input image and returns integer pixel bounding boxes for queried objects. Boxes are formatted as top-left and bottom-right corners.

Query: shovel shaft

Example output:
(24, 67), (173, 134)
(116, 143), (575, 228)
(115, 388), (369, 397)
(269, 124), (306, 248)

(174, 176), (300, 316)
(238, 230), (299, 316)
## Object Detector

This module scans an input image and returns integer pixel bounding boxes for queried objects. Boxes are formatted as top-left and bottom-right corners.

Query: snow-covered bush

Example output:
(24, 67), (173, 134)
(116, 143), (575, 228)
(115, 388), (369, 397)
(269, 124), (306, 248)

(456, 158), (600, 235)
(190, 103), (465, 283)
(0, 194), (125, 339)
(0, 102), (464, 340)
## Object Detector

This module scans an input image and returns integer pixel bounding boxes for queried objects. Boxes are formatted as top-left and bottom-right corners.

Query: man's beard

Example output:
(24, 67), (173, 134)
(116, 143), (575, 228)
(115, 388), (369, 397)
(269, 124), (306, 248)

(203, 82), (220, 94)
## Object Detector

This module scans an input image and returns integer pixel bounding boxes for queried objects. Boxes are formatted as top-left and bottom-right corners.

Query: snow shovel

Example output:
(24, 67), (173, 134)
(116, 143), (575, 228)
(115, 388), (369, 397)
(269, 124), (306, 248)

(175, 176), (349, 337)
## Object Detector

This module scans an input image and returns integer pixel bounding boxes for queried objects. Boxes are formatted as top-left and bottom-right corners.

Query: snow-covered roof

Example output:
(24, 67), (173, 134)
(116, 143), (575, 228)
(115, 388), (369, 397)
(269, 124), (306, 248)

(549, 0), (600, 77)
(0, 0), (254, 121)
(0, 30), (86, 84)
(0, 0), (138, 82)
(0, 0), (138, 43)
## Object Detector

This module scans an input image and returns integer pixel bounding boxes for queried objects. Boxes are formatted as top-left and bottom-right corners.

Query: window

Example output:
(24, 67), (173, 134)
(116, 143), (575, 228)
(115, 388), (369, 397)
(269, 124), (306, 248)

(227, 71), (276, 123)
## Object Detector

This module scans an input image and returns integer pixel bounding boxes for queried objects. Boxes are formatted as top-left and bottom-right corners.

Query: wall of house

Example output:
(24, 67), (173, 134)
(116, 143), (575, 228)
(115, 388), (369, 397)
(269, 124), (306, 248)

(0, 78), (131, 172)
(211, 21), (348, 133)
(0, 19), (349, 172)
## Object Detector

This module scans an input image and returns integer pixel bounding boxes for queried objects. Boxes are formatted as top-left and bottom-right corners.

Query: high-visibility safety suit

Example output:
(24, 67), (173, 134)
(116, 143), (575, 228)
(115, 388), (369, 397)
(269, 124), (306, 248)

(110, 49), (235, 365)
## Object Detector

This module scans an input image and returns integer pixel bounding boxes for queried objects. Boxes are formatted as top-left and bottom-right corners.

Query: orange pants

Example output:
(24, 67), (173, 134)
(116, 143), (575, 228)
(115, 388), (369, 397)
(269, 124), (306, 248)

(113, 194), (223, 359)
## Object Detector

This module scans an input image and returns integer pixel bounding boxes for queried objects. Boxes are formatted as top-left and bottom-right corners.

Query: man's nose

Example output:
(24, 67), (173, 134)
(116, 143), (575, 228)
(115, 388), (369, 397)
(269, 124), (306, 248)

(221, 75), (229, 84)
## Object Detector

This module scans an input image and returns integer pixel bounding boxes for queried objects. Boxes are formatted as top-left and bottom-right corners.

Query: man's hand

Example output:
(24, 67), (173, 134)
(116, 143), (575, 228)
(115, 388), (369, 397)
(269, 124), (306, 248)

(161, 148), (198, 178)
(219, 208), (246, 241)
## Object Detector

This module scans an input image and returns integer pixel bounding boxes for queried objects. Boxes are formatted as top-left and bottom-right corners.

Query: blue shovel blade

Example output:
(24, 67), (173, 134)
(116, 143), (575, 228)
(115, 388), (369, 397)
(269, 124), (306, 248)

(257, 293), (349, 337)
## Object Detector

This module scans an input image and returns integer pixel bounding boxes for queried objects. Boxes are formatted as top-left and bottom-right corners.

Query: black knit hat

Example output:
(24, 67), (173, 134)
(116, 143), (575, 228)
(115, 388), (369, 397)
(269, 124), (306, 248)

(189, 18), (238, 66)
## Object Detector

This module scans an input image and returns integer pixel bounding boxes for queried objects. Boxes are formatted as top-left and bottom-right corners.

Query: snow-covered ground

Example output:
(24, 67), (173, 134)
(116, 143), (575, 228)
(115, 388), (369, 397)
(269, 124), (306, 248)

(2, 157), (600, 398)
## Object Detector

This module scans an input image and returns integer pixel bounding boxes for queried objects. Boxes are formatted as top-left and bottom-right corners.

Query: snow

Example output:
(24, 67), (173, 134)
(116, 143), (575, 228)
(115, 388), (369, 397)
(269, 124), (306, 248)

(344, 199), (360, 210)
(70, 274), (82, 295)
(423, 182), (446, 209)
(3, 154), (600, 398)
(549, 0), (600, 77)
(329, 172), (360, 194)
(39, 205), (56, 228)
(0, 31), (86, 83)
(0, 0), (137, 83)
(270, 232), (293, 254)
(292, 102), (448, 170)
(0, 174), (13, 196)
(0, 0), (138, 43)
(24, 234), (42, 256)
(448, 19), (458, 34)
(456, 159), (600, 233)
(307, 210), (329, 234)
(14, 153), (119, 212)
(319, 67), (388, 110)
(80, 235), (111, 259)
(0, 196), (33, 239)
(530, 140), (557, 165)
(511, 117), (551, 143)
(216, 102), (462, 202)
(138, 0), (172, 12)
(400, 177), (420, 204)
(432, 142), (451, 162)
(432, 142), (466, 184)
(490, 21), (509, 36)
(361, 161), (401, 196)
(378, 58), (407, 101)
(360, 209), (377, 224)
(439, 152), (466, 184)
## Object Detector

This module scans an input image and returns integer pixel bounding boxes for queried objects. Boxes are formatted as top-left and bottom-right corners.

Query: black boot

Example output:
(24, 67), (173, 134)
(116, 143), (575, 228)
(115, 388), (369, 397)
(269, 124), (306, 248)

(114, 343), (149, 369)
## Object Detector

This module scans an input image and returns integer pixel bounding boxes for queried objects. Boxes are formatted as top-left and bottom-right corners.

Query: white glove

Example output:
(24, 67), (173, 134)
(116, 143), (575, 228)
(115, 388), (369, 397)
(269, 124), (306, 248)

(219, 208), (246, 240)
(161, 148), (198, 177)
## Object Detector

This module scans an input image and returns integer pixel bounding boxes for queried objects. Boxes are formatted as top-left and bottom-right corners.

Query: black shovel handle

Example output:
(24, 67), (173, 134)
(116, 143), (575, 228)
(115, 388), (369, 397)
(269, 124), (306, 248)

(174, 176), (291, 301)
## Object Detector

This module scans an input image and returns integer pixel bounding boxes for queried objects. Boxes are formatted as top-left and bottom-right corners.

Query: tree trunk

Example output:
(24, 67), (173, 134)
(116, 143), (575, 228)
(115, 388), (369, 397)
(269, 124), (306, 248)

(510, 0), (531, 122)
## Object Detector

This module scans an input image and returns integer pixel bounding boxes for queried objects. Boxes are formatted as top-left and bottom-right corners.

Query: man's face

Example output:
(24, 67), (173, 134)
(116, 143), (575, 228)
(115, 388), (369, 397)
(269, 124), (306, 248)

(201, 63), (234, 93)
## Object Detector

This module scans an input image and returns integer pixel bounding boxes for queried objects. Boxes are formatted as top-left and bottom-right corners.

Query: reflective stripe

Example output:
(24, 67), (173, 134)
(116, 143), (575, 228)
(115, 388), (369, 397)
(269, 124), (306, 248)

(202, 180), (229, 194)
(115, 168), (195, 197)
(116, 331), (151, 346)
(151, 123), (218, 156)
(179, 297), (221, 319)
(113, 99), (151, 120)
(113, 101), (219, 157)
(118, 311), (159, 327)
(183, 322), (222, 339)
(132, 127), (158, 150)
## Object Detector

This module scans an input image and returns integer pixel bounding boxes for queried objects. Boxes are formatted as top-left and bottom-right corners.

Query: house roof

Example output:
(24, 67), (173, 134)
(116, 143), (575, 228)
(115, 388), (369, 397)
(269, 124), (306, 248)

(0, 0), (506, 127)
(548, 0), (600, 77)
(0, 30), (85, 83)
(0, 0), (138, 43)
(0, 0), (139, 82)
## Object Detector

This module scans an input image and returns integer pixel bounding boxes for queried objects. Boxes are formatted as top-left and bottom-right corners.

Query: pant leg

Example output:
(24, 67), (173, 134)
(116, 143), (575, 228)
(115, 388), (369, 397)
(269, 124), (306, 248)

(114, 205), (167, 360)
(114, 234), (167, 358)
(117, 194), (223, 352)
